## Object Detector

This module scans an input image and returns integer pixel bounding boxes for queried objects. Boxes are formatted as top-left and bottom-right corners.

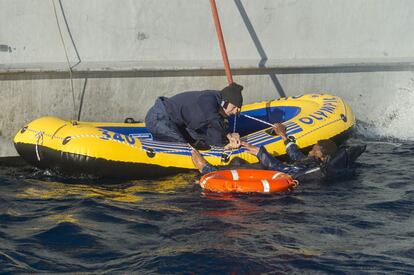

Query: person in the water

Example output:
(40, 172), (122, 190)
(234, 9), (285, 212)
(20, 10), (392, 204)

(145, 83), (244, 150)
(192, 123), (365, 181)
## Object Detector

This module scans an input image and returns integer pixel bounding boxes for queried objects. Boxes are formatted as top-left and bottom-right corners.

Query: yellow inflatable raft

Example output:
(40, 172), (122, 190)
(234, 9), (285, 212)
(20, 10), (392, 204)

(14, 94), (355, 178)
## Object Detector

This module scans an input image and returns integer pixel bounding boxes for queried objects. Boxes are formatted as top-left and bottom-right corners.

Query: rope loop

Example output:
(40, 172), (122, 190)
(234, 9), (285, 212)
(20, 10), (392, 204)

(35, 131), (44, 161)
(25, 126), (233, 161)
(289, 180), (300, 191)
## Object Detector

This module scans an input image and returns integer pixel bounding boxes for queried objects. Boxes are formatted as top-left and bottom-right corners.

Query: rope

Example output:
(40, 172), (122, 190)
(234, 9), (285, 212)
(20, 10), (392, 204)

(26, 128), (63, 140)
(291, 180), (300, 190)
(25, 126), (231, 159)
(25, 113), (279, 163)
(51, 0), (77, 120)
(241, 113), (274, 127)
(35, 132), (44, 161)
(232, 114), (237, 133)
(219, 114), (238, 164)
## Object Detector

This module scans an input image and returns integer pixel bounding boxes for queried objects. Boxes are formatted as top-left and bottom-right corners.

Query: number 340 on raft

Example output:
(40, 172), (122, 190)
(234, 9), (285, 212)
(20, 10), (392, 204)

(99, 130), (138, 145)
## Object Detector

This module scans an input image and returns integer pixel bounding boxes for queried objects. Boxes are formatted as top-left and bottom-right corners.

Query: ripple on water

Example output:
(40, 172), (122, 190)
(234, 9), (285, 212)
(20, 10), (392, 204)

(30, 222), (99, 249)
(366, 199), (414, 217)
(1, 138), (414, 273)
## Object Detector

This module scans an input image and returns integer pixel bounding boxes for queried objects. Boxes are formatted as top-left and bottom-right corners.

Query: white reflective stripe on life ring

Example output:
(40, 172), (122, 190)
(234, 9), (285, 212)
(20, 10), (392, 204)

(261, 179), (270, 193)
(200, 175), (214, 188)
(231, 170), (239, 180)
(272, 172), (283, 180)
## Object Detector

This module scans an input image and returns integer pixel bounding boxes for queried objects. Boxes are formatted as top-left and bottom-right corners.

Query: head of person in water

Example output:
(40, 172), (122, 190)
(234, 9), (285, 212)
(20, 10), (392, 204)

(220, 82), (244, 117)
(308, 139), (338, 162)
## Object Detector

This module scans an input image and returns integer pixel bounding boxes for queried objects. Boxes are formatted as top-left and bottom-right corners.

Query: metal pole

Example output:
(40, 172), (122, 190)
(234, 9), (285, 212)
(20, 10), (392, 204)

(209, 0), (233, 84)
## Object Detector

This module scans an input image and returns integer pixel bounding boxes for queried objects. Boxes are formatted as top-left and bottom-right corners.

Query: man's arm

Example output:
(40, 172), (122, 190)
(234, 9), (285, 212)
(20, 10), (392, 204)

(241, 141), (290, 171)
(241, 123), (306, 167)
(272, 123), (305, 162)
(191, 149), (218, 175)
(205, 119), (228, 146)
(205, 119), (241, 149)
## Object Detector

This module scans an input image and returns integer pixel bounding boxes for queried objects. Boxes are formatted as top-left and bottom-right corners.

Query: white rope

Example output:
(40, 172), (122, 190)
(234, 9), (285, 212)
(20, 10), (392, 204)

(26, 126), (232, 159)
(26, 128), (64, 140)
(241, 113), (274, 127)
(220, 114), (240, 164)
(35, 132), (44, 161)
(233, 114), (237, 133)
(51, 0), (77, 120)
(292, 180), (300, 189)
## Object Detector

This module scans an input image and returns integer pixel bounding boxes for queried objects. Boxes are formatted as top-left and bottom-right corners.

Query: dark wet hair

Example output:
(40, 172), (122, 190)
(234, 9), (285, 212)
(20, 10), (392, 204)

(317, 139), (338, 157)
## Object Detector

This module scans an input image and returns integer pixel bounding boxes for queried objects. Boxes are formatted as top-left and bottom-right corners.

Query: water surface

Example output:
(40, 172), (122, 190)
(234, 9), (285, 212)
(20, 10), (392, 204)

(1, 136), (413, 273)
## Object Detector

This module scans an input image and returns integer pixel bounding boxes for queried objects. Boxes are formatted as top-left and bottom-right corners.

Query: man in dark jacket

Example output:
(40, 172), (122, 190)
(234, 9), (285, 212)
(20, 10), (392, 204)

(192, 123), (364, 181)
(240, 123), (339, 180)
(145, 83), (244, 149)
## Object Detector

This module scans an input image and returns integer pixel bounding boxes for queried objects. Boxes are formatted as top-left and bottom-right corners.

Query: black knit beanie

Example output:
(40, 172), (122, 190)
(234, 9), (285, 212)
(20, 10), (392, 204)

(220, 82), (244, 108)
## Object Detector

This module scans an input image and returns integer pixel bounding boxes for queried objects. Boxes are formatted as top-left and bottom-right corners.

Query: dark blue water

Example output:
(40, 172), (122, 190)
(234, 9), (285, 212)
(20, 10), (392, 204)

(1, 137), (413, 273)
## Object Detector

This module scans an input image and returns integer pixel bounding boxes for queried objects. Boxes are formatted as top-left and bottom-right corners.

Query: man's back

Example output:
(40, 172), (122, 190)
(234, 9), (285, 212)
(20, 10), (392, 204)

(162, 90), (222, 129)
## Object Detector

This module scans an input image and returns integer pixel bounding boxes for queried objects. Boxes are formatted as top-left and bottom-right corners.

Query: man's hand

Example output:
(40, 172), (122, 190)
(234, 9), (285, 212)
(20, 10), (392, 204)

(224, 133), (241, 150)
(272, 123), (288, 140)
(241, 141), (260, 155)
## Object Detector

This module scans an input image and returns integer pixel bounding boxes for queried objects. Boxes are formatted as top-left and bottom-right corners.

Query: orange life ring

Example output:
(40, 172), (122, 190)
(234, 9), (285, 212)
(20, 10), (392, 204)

(199, 169), (299, 193)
